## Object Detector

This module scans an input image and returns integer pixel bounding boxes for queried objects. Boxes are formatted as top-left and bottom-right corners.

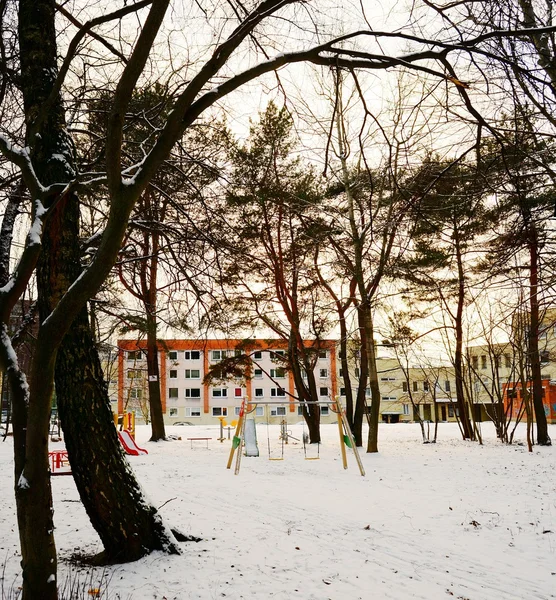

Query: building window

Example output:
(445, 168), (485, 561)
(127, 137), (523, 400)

(339, 368), (343, 377)
(254, 388), (264, 397)
(255, 406), (264, 416)
(184, 351), (200, 360)
(185, 407), (201, 417)
(169, 369), (178, 379)
(382, 396), (396, 401)
(212, 388), (228, 398)
(472, 355), (478, 370)
(365, 387), (372, 397)
(254, 368), (263, 379)
(127, 350), (143, 361)
(234, 388), (242, 397)
(481, 355), (487, 369)
(185, 388), (201, 398)
(127, 369), (142, 379)
(319, 368), (328, 378)
(168, 388), (178, 399)
(448, 404), (455, 418)
(270, 350), (285, 361)
(380, 377), (395, 381)
(340, 387), (346, 396)
(270, 368), (286, 379)
(505, 354), (511, 368)
(169, 408), (178, 417)
(253, 351), (262, 360)
(211, 350), (227, 361)
(212, 407), (228, 417)
(270, 388), (286, 397)
(423, 381), (429, 392)
(354, 368), (360, 378)
(412, 381), (418, 392)
(402, 404), (410, 415)
(321, 406), (330, 416)
(445, 380), (451, 392)
(318, 350), (327, 359)
(168, 351), (178, 361)
(271, 406), (286, 416)
(130, 388), (142, 399)
(319, 387), (328, 397)
(402, 381), (408, 392)
(185, 369), (200, 379)
(540, 350), (550, 364)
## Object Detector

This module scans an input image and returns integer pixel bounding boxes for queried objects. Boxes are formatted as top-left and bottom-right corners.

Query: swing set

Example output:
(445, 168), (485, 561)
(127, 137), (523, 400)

(226, 399), (365, 476)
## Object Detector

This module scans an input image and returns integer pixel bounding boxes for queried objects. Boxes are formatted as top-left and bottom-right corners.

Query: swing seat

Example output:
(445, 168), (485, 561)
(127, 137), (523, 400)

(304, 457), (320, 460)
(269, 457), (284, 461)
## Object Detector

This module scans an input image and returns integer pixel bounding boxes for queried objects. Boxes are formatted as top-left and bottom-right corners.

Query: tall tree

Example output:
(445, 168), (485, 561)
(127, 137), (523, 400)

(401, 155), (493, 441)
(2, 1), (553, 595)
(223, 103), (328, 443)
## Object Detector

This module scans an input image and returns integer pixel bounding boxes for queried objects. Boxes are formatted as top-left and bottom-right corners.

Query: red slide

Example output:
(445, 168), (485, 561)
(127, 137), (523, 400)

(118, 429), (148, 456)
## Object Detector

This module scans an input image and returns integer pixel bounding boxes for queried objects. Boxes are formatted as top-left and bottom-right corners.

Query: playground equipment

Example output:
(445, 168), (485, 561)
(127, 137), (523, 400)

(49, 450), (71, 476)
(114, 412), (136, 438)
(118, 429), (148, 455)
(244, 418), (260, 457)
(227, 398), (365, 476)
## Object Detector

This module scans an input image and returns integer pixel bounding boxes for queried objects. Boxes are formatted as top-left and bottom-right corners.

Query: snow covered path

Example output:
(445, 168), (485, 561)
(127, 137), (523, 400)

(0, 422), (554, 599)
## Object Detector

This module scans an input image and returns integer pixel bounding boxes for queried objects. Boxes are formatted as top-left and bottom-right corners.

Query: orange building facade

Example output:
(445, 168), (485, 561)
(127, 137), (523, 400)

(503, 379), (556, 424)
(118, 339), (338, 425)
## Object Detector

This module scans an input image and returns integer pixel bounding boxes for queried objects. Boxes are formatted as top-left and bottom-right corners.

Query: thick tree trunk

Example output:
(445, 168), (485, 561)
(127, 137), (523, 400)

(528, 229), (551, 445)
(55, 315), (179, 561)
(16, 340), (58, 600)
(20, 0), (181, 572)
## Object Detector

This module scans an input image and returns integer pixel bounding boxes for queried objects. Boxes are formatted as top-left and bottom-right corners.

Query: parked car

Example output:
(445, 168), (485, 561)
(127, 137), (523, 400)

(172, 421), (194, 426)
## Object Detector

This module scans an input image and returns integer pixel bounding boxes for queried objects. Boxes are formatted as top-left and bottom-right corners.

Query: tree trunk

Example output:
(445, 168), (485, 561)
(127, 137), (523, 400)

(354, 308), (369, 447)
(20, 0), (181, 571)
(362, 306), (381, 453)
(55, 316), (180, 561)
(146, 310), (166, 441)
(288, 333), (321, 443)
(454, 234), (474, 440)
(528, 227), (551, 445)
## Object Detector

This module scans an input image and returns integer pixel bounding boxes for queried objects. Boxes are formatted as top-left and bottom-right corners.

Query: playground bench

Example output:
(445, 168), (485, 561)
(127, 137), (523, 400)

(187, 437), (212, 449)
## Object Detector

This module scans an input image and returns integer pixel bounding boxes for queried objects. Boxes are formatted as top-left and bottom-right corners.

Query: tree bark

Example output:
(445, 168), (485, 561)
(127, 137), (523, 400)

(454, 233), (474, 440)
(528, 225), (551, 445)
(146, 309), (166, 441)
(20, 0), (180, 573)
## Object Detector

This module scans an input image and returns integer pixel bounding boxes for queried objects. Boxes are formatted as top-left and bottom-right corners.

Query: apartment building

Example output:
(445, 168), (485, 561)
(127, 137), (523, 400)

(337, 355), (458, 424)
(118, 339), (338, 425)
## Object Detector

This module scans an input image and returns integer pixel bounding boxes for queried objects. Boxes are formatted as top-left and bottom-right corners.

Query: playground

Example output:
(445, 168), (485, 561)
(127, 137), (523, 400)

(0, 421), (554, 599)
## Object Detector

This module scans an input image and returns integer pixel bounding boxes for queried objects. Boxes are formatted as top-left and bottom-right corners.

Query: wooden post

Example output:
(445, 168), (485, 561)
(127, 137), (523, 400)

(336, 403), (348, 470)
(227, 400), (245, 469)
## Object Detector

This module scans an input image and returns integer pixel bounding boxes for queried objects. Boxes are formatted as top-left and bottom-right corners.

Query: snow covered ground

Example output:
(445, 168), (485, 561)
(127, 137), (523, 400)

(0, 421), (555, 599)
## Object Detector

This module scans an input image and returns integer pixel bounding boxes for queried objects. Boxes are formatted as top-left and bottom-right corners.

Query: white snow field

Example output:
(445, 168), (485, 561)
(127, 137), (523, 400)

(0, 422), (554, 599)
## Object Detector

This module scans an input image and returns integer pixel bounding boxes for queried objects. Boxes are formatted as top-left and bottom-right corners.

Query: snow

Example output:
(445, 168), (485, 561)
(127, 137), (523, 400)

(0, 422), (554, 599)
(17, 472), (30, 490)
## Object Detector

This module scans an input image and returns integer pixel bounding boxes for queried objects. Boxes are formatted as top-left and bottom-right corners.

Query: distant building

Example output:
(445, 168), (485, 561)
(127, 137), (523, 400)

(118, 339), (338, 425)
